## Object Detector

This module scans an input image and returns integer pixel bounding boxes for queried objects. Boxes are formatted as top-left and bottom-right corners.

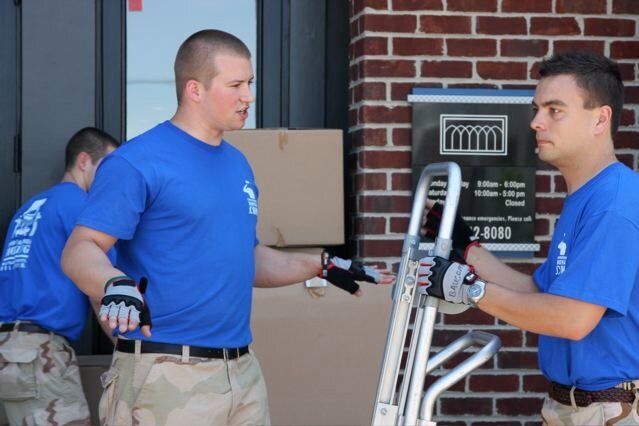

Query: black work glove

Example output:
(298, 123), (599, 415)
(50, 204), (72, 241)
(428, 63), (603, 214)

(421, 202), (479, 262)
(99, 276), (152, 330)
(417, 256), (478, 305)
(320, 251), (381, 294)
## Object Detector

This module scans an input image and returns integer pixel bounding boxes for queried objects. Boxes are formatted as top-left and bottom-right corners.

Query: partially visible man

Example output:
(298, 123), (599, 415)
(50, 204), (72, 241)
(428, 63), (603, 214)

(418, 52), (639, 425)
(0, 127), (119, 425)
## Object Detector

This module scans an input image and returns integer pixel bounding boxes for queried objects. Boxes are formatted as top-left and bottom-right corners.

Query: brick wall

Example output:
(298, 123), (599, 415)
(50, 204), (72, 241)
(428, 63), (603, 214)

(348, 0), (639, 424)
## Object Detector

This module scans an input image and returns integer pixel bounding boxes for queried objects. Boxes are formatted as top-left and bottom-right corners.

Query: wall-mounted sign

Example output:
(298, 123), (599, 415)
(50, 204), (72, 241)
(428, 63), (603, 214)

(409, 88), (540, 255)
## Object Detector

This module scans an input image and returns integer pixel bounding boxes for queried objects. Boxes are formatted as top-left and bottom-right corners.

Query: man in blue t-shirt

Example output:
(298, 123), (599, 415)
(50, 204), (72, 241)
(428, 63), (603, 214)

(418, 52), (639, 424)
(0, 127), (118, 425)
(61, 30), (393, 426)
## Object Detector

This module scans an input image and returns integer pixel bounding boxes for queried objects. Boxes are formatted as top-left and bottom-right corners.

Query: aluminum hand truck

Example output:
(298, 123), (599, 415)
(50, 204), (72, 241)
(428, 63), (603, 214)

(371, 162), (501, 426)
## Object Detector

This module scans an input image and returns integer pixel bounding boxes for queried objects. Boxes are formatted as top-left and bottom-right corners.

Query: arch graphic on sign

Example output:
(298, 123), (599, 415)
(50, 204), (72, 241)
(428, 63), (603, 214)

(440, 114), (508, 156)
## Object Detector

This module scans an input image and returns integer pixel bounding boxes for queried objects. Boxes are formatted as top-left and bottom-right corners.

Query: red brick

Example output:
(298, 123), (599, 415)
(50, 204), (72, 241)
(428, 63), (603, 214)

(616, 130), (639, 149)
(360, 59), (415, 78)
(523, 373), (549, 392)
(420, 15), (471, 34)
(353, 82), (386, 103)
(553, 40), (605, 56)
(535, 218), (549, 236)
(421, 60), (473, 78)
(502, 0), (551, 12)
(535, 174), (551, 193)
(538, 240), (550, 258)
(619, 63), (636, 82)
(430, 329), (467, 347)
(352, 0), (389, 15)
(351, 37), (388, 58)
(535, 197), (564, 214)
(611, 41), (639, 59)
(626, 86), (639, 104)
(355, 216), (386, 234)
(442, 307), (495, 325)
(618, 154), (634, 168)
(469, 374), (519, 392)
(390, 82), (413, 101)
(584, 18), (636, 37)
(392, 172), (412, 190)
(449, 82), (498, 89)
(525, 331), (540, 348)
(392, 128), (412, 146)
(424, 373), (466, 391)
(621, 108), (636, 126)
(554, 175), (567, 193)
(358, 238), (404, 257)
(355, 172), (387, 190)
(531, 17), (581, 36)
(477, 61), (528, 80)
(556, 0), (606, 14)
(359, 105), (412, 124)
(348, 108), (358, 127)
(393, 0), (443, 10)
(613, 0), (639, 13)
(351, 128), (388, 147)
(360, 195), (412, 213)
(362, 14), (418, 33)
(501, 39), (549, 57)
(447, 38), (497, 57)
(440, 397), (493, 415)
(477, 17), (527, 35)
(360, 150), (411, 168)
(490, 328), (524, 347)
(393, 37), (443, 56)
(497, 397), (544, 416)
(389, 216), (410, 233)
(498, 350), (539, 369)
(448, 0), (497, 12)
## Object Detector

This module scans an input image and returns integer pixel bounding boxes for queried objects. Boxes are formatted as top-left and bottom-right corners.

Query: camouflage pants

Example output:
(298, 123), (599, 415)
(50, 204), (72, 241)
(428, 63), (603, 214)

(0, 325), (91, 426)
(541, 394), (639, 425)
(100, 345), (270, 426)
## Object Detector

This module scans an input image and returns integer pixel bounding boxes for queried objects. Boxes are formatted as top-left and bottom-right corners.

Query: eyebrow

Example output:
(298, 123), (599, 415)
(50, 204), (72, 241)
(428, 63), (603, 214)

(531, 99), (568, 108)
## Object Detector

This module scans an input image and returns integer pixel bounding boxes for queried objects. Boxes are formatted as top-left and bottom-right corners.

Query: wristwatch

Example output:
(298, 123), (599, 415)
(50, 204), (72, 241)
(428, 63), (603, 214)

(467, 280), (486, 307)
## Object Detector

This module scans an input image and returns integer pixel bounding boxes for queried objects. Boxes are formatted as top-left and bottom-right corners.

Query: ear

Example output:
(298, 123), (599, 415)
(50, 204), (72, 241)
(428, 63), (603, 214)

(183, 79), (202, 103)
(593, 105), (612, 136)
(75, 151), (92, 172)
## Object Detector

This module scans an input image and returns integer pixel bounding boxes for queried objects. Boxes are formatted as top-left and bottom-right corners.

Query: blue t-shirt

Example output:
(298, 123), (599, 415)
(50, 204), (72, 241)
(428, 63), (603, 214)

(534, 163), (639, 390)
(0, 183), (94, 341)
(77, 121), (259, 347)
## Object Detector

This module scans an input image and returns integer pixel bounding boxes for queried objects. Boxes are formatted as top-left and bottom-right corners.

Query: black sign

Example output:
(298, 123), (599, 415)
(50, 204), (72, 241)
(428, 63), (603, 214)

(410, 88), (539, 255)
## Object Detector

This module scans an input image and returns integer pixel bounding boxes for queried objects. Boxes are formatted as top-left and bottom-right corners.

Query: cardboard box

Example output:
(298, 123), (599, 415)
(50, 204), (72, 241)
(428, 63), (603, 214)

(224, 129), (344, 247)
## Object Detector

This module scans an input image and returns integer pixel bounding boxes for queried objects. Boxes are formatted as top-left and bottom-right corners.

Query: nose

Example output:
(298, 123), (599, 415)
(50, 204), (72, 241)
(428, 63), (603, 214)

(241, 84), (254, 104)
(530, 110), (544, 132)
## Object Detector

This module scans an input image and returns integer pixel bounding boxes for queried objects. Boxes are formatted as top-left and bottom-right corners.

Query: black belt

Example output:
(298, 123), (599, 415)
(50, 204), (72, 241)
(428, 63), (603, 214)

(0, 322), (50, 334)
(550, 381), (636, 407)
(115, 339), (249, 360)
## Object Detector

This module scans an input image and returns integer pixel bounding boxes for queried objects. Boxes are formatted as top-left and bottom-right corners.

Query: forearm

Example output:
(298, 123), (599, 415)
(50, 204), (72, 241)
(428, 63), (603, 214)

(477, 282), (605, 340)
(253, 245), (320, 288)
(62, 236), (122, 302)
(466, 244), (537, 292)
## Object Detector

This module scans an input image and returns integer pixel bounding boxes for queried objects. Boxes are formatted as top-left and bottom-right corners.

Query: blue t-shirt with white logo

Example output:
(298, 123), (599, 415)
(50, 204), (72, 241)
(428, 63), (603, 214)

(0, 183), (97, 341)
(534, 162), (639, 390)
(77, 121), (259, 347)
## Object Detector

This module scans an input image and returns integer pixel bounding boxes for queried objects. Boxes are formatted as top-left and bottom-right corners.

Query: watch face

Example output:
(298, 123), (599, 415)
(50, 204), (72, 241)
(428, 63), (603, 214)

(469, 284), (482, 298)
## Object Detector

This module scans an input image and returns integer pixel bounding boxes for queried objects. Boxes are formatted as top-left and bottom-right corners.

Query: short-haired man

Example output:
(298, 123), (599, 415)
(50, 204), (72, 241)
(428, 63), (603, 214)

(419, 51), (639, 425)
(62, 30), (393, 425)
(0, 127), (119, 425)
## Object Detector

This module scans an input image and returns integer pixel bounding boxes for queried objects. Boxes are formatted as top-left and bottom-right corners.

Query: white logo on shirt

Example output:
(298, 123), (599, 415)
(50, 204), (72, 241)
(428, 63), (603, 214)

(243, 181), (258, 216)
(555, 239), (567, 276)
(1, 198), (47, 271)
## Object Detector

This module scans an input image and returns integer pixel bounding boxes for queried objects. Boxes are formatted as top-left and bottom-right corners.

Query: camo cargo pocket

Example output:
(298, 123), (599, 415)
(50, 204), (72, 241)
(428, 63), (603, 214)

(0, 348), (38, 400)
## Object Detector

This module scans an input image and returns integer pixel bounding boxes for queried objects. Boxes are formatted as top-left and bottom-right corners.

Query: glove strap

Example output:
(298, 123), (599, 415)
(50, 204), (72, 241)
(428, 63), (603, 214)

(104, 275), (132, 291)
(320, 250), (330, 278)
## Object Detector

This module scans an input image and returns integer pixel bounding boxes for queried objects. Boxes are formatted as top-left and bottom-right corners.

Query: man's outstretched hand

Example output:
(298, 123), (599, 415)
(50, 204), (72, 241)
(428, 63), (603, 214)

(320, 251), (394, 296)
(99, 276), (152, 337)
